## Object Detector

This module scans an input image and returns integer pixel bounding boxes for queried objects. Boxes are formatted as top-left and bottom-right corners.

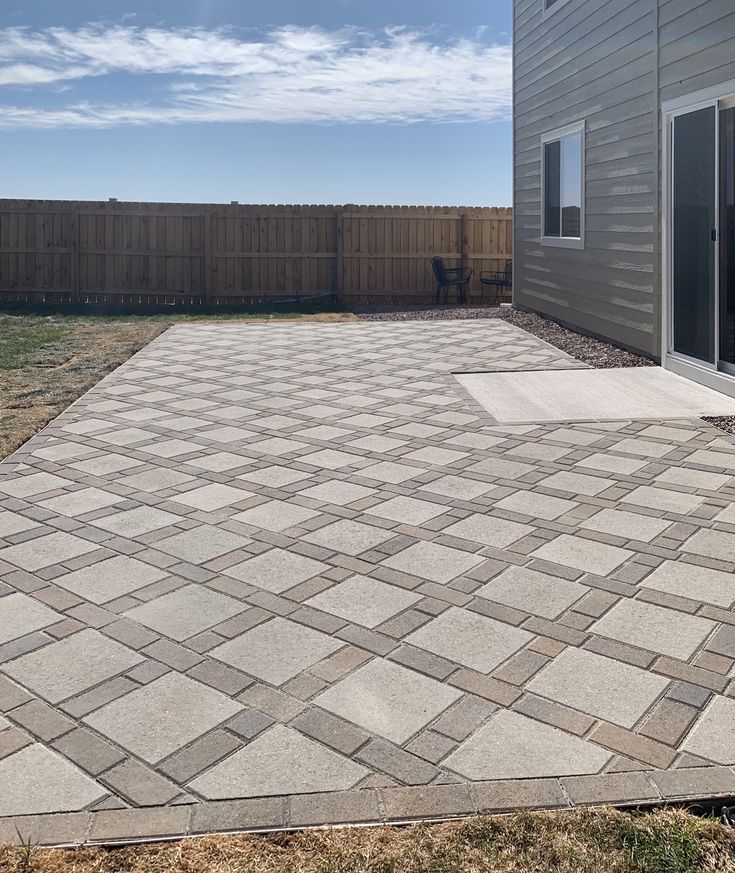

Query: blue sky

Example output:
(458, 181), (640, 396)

(1, 1), (512, 205)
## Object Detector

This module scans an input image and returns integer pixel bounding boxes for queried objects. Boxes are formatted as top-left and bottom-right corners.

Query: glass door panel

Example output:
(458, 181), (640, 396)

(720, 106), (735, 369)
(672, 106), (716, 363)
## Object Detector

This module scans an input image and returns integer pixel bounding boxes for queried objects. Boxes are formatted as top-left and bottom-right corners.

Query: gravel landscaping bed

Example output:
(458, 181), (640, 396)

(356, 305), (655, 369)
(702, 415), (735, 436)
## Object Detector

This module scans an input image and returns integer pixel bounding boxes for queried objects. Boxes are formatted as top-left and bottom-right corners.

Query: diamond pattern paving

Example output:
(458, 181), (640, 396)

(1, 319), (735, 834)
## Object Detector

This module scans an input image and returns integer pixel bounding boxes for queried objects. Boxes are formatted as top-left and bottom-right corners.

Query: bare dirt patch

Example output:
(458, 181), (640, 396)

(2, 809), (734, 873)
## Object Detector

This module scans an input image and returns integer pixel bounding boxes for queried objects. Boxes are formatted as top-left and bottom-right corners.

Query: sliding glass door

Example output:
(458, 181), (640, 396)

(720, 106), (735, 371)
(672, 106), (716, 364)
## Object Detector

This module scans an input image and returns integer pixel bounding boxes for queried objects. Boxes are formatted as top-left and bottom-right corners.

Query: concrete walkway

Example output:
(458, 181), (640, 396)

(0, 320), (734, 845)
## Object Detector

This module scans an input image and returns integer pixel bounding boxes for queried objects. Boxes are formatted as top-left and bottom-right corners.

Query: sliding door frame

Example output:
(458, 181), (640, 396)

(662, 79), (735, 397)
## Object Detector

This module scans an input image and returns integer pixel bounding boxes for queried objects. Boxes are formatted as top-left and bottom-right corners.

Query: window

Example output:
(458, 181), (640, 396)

(541, 123), (585, 249)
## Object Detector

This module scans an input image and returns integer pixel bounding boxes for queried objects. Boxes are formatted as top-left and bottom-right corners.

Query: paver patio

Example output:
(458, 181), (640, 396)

(1, 319), (735, 845)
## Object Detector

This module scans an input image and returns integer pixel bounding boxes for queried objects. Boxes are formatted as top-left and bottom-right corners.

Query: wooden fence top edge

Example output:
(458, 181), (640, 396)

(0, 200), (512, 213)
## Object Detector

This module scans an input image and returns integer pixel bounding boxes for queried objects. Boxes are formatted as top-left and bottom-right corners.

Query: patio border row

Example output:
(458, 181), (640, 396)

(2, 767), (735, 848)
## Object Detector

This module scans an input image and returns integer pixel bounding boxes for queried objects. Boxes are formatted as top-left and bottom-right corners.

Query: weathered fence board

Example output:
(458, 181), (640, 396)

(0, 201), (512, 306)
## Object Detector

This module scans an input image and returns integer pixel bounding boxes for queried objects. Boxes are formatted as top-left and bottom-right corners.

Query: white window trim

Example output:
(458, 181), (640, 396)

(540, 121), (586, 250)
(543, 0), (573, 19)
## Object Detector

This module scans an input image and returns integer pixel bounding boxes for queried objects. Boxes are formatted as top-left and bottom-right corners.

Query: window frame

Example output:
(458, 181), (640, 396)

(540, 121), (586, 250)
(543, 0), (573, 18)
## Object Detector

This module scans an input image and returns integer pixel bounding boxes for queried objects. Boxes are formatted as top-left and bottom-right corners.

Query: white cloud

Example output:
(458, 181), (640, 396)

(0, 24), (511, 129)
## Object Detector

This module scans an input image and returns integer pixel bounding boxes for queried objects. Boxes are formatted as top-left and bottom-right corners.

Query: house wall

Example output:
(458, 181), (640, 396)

(513, 0), (735, 360)
(514, 0), (658, 357)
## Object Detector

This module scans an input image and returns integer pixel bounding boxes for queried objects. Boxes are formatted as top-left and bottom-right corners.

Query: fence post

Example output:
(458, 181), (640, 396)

(335, 206), (344, 297)
(70, 208), (80, 303)
(204, 211), (212, 305)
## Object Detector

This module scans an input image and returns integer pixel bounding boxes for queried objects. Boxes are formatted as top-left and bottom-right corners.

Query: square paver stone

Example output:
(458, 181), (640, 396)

(382, 541), (484, 584)
(0, 472), (70, 499)
(155, 526), (250, 563)
(314, 658), (461, 744)
(4, 629), (143, 704)
(0, 593), (61, 644)
(171, 484), (255, 511)
(307, 575), (422, 628)
(90, 506), (182, 538)
(442, 514), (535, 548)
(238, 466), (312, 487)
(39, 487), (124, 518)
(212, 617), (343, 685)
(526, 647), (669, 729)
(299, 481), (377, 506)
(620, 486), (705, 515)
(639, 561), (735, 608)
(681, 529), (735, 563)
(359, 461), (424, 484)
(0, 532), (98, 572)
(302, 519), (395, 556)
(124, 584), (246, 642)
(682, 696), (735, 765)
(0, 510), (39, 538)
(364, 496), (447, 526)
(406, 607), (533, 673)
(494, 491), (578, 521)
(54, 555), (168, 603)
(419, 476), (494, 500)
(186, 452), (253, 472)
(591, 599), (715, 661)
(477, 566), (588, 619)
(224, 548), (329, 593)
(0, 745), (106, 816)
(84, 672), (242, 764)
(531, 534), (631, 575)
(118, 468), (195, 492)
(190, 724), (369, 798)
(445, 709), (611, 780)
(234, 500), (321, 532)
(579, 509), (672, 542)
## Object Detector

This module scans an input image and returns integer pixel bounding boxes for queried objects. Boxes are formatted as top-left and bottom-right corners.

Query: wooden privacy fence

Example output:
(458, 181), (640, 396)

(0, 201), (512, 306)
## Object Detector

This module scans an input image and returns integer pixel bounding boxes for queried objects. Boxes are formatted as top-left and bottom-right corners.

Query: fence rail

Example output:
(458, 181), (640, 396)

(0, 201), (512, 306)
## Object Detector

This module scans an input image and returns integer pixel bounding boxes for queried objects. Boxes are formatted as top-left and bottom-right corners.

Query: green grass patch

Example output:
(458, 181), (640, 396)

(0, 317), (70, 370)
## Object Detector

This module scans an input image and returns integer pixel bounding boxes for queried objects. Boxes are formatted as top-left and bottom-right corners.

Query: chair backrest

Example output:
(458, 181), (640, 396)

(503, 260), (513, 281)
(431, 257), (447, 283)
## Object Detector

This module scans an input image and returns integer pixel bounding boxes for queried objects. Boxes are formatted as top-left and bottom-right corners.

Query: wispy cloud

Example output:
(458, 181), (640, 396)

(0, 24), (511, 129)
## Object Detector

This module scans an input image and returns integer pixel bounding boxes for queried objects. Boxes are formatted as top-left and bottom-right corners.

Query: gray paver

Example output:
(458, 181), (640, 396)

(445, 710), (611, 780)
(476, 566), (587, 619)
(383, 541), (484, 583)
(224, 549), (328, 593)
(4, 629), (143, 704)
(211, 617), (342, 686)
(682, 697), (735, 765)
(53, 555), (167, 604)
(0, 745), (106, 816)
(190, 724), (368, 798)
(124, 584), (246, 642)
(531, 534), (631, 575)
(0, 594), (60, 644)
(527, 647), (669, 728)
(307, 575), (422, 628)
(405, 607), (532, 673)
(591, 599), (715, 661)
(84, 672), (242, 764)
(315, 659), (461, 744)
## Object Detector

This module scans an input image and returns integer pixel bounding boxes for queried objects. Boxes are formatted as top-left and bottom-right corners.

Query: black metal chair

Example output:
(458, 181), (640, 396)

(479, 260), (512, 305)
(431, 257), (473, 305)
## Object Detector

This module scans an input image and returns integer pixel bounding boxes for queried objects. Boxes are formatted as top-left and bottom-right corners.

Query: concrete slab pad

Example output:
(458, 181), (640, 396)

(457, 367), (735, 423)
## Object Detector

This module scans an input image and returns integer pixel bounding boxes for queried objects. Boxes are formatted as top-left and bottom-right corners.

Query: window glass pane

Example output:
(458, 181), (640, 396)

(546, 0), (560, 7)
(561, 133), (582, 238)
(544, 140), (561, 237)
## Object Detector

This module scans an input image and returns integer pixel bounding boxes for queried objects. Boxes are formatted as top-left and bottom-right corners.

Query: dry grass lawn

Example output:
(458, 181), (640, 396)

(0, 310), (353, 460)
(1, 810), (734, 873)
